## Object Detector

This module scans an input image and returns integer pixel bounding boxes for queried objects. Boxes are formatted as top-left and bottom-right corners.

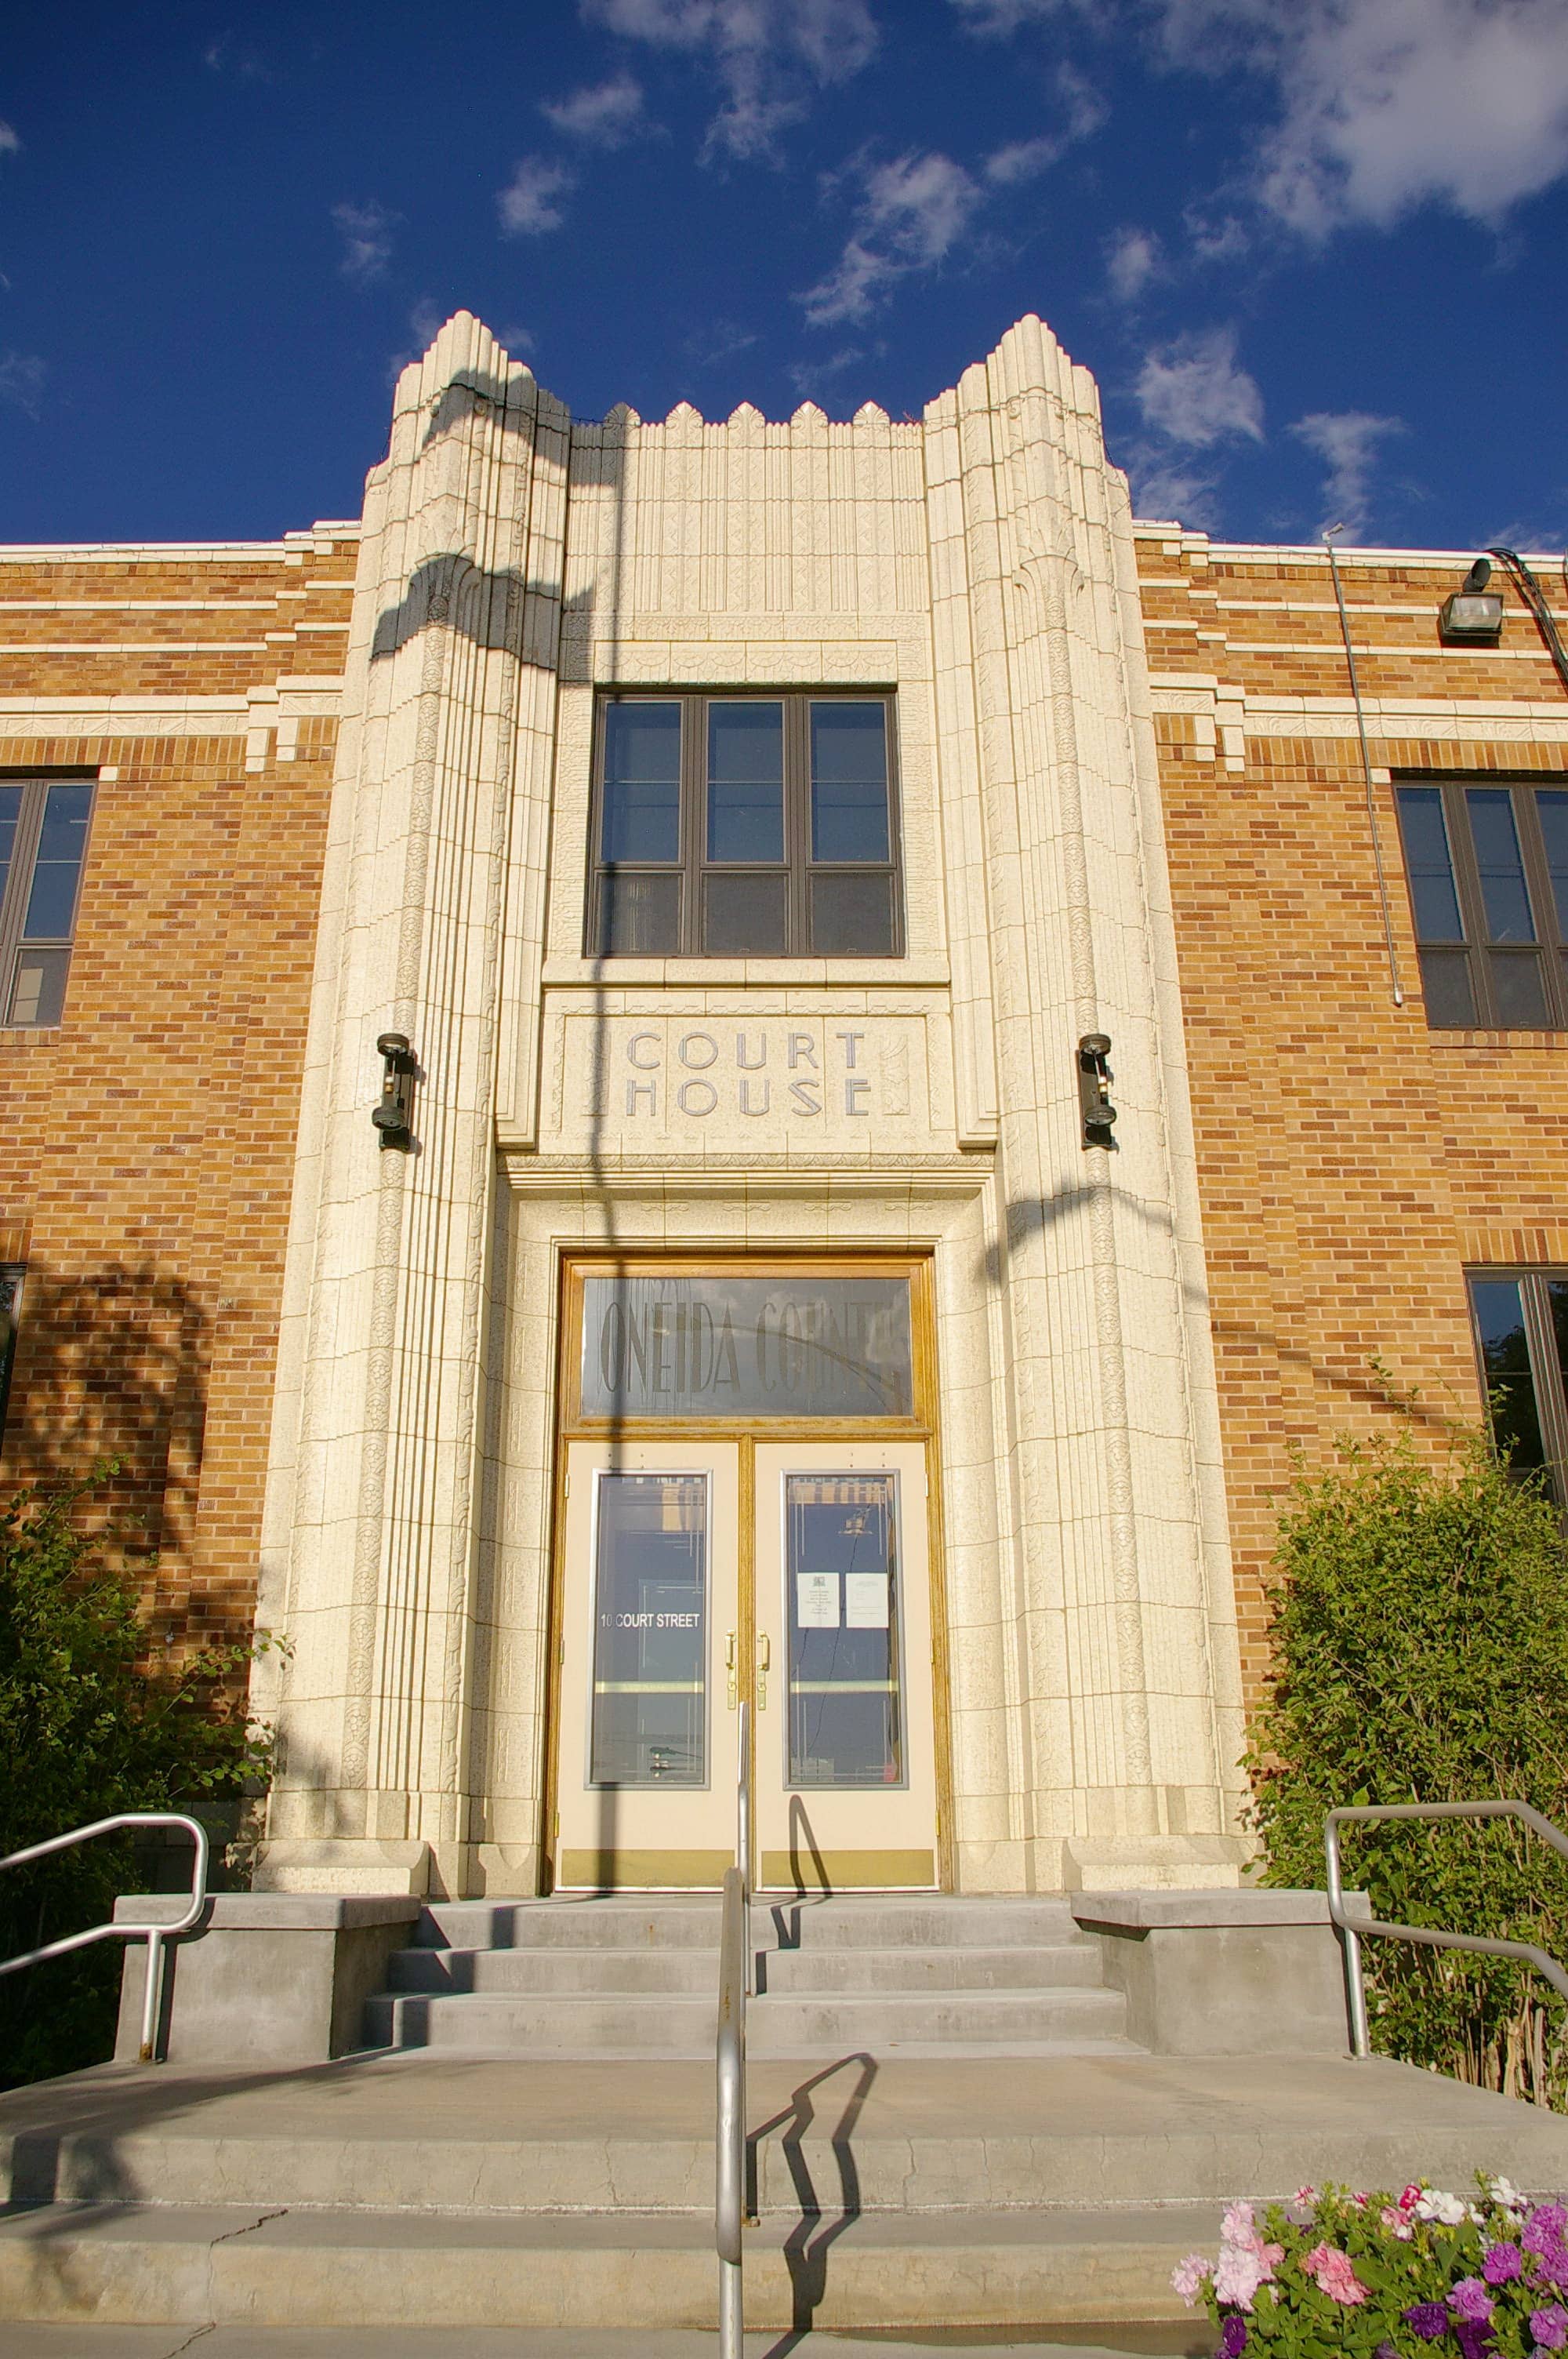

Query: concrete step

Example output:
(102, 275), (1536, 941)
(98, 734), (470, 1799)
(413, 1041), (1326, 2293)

(411, 1897), (1089, 1954)
(0, 2200), (1217, 2331)
(757, 1943), (1105, 1993)
(365, 1985), (1133, 2058)
(386, 1940), (1105, 1998)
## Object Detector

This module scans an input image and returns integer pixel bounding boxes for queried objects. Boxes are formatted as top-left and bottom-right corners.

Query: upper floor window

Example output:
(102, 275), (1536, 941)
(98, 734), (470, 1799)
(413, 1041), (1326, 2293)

(1468, 1270), (1568, 1504)
(0, 777), (95, 1028)
(1395, 778), (1568, 1028)
(587, 694), (902, 958)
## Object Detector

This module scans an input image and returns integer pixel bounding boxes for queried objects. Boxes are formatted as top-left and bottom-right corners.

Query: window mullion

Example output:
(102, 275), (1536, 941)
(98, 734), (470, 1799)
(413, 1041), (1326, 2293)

(1515, 787), (1567, 1027)
(1520, 1277), (1568, 1504)
(683, 694), (702, 956)
(1444, 783), (1496, 1025)
(788, 694), (809, 955)
(0, 783), (46, 1019)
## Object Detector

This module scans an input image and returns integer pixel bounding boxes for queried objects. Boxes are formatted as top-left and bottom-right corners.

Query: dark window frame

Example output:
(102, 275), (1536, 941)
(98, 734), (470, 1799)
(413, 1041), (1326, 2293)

(1395, 771), (1568, 1030)
(0, 770), (97, 1030)
(586, 691), (904, 959)
(1466, 1267), (1568, 1506)
(0, 1263), (20, 1445)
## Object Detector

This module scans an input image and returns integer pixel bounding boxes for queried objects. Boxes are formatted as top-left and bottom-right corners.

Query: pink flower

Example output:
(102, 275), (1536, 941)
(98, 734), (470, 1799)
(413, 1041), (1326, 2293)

(1381, 2205), (1416, 2242)
(1171, 2255), (1212, 2306)
(1296, 2186), (1319, 2206)
(1402, 2185), (1424, 2211)
(1302, 2243), (1370, 2306)
(1222, 2202), (1256, 2243)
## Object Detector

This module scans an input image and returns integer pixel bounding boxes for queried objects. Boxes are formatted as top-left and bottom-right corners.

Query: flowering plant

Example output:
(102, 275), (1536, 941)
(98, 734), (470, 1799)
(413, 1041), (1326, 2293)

(1173, 2179), (1568, 2359)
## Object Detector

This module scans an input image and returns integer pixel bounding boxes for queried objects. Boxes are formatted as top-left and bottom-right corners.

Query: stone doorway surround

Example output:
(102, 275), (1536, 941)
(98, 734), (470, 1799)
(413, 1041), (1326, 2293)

(249, 311), (1250, 1899)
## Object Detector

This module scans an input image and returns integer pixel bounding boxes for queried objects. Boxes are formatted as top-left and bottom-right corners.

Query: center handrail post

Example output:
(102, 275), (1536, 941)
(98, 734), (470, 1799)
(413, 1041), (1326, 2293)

(717, 1698), (751, 2359)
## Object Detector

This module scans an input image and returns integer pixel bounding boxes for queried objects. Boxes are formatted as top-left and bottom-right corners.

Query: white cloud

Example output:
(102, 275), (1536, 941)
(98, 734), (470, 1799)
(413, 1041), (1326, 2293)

(0, 351), (45, 418)
(332, 200), (397, 286)
(985, 136), (1060, 184)
(983, 62), (1104, 180)
(799, 150), (982, 325)
(949, 0), (1076, 31)
(1127, 445), (1221, 529)
(1137, 325), (1264, 446)
(1105, 224), (1161, 300)
(1157, 0), (1568, 235)
(0, 123), (20, 157)
(788, 343), (870, 401)
(498, 156), (576, 235)
(582, 0), (877, 159)
(202, 34), (270, 81)
(542, 72), (647, 144)
(1290, 408), (1405, 536)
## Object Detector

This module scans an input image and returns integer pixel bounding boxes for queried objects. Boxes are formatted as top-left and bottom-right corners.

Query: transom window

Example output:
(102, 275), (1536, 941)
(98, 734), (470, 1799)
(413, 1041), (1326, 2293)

(1468, 1270), (1568, 1505)
(1395, 778), (1568, 1028)
(0, 776), (95, 1029)
(587, 694), (902, 958)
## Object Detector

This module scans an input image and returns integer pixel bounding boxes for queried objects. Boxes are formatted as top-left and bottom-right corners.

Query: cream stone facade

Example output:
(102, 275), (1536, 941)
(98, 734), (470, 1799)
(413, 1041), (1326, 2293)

(248, 310), (1248, 1901)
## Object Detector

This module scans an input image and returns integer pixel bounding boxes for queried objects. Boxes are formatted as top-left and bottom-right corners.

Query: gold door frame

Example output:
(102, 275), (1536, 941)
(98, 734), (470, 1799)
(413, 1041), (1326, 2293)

(540, 1251), (953, 1891)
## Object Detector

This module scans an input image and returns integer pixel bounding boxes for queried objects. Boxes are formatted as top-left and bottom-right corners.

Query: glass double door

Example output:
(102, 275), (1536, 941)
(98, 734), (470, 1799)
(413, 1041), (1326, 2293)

(553, 1438), (938, 1890)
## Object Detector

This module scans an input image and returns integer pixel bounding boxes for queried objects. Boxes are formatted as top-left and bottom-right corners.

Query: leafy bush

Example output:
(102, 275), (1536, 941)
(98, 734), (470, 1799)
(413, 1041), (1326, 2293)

(1174, 2177), (1568, 2359)
(1248, 1412), (1568, 2105)
(0, 1474), (276, 2086)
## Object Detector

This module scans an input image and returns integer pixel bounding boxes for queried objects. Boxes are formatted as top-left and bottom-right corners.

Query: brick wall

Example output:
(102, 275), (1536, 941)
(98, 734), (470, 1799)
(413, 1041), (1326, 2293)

(0, 533), (354, 1656)
(1139, 528), (1568, 1710)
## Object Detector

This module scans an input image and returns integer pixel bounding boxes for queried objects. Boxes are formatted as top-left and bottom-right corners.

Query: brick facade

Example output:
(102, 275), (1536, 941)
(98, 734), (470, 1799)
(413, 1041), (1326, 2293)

(0, 533), (354, 1656)
(2, 333), (1566, 1876)
(1139, 526), (1568, 1708)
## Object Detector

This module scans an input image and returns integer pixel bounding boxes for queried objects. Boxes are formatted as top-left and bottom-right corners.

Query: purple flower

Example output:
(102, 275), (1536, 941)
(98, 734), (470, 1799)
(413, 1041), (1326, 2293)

(1454, 2322), (1493, 2359)
(1453, 2280), (1497, 2325)
(1218, 2318), (1248, 2359)
(1528, 2210), (1568, 2254)
(1531, 2306), (1568, 2350)
(1486, 2246), (1526, 2286)
(1406, 2303), (1450, 2341)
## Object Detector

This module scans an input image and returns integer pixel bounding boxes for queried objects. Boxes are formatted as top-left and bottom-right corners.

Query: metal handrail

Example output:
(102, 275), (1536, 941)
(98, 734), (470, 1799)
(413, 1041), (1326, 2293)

(717, 1699), (751, 2359)
(0, 1812), (210, 2064)
(1325, 1799), (1568, 2059)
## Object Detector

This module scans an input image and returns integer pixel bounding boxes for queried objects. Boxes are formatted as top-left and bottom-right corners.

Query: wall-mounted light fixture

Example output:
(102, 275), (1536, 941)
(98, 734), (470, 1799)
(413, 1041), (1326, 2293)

(1077, 1033), (1116, 1147)
(372, 1031), (419, 1150)
(1439, 557), (1504, 645)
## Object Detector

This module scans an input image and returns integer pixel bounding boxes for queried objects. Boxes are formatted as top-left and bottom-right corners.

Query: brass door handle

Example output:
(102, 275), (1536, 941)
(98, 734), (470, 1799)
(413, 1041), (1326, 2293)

(725, 1630), (738, 1711)
(756, 1634), (771, 1711)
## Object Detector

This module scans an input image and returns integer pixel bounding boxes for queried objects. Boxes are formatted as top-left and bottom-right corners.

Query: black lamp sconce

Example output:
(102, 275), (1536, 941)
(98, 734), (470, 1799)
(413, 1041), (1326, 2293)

(372, 1032), (419, 1151)
(1077, 1033), (1117, 1147)
(1439, 558), (1504, 645)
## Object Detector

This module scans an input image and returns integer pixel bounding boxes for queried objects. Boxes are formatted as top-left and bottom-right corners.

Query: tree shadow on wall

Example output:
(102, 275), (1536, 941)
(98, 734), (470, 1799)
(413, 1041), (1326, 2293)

(1, 1260), (210, 1598)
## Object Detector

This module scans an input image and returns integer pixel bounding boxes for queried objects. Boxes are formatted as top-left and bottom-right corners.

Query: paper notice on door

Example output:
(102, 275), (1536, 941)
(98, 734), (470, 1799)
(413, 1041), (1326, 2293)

(844, 1572), (891, 1629)
(796, 1572), (840, 1629)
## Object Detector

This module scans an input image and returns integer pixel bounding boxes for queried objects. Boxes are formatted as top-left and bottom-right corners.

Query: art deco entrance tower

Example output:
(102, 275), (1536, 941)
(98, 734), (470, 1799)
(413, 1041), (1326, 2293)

(251, 311), (1249, 1900)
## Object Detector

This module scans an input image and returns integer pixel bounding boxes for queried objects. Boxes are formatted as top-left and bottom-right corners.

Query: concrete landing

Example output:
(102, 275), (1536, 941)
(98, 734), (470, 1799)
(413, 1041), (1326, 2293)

(3, 2047), (1567, 2335)
(2, 2332), (1206, 2358)
(6, 2048), (1568, 2213)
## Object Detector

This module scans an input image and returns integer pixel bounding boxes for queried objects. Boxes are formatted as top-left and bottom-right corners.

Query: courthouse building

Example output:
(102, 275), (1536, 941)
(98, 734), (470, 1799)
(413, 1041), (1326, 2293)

(1, 311), (1565, 1902)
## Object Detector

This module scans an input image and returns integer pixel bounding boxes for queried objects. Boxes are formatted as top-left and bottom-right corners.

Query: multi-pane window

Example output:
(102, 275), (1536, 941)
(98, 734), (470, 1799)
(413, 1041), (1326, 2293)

(587, 694), (902, 958)
(1468, 1271), (1568, 1503)
(0, 778), (95, 1028)
(1395, 779), (1568, 1028)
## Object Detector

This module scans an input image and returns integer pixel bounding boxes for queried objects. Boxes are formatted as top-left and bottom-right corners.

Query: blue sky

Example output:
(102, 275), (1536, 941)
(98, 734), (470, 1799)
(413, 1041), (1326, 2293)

(2, 0), (1566, 551)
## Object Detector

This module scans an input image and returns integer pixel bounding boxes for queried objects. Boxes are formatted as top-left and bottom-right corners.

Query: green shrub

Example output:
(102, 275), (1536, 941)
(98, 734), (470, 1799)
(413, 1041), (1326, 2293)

(1248, 1410), (1568, 2105)
(0, 1474), (276, 2087)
